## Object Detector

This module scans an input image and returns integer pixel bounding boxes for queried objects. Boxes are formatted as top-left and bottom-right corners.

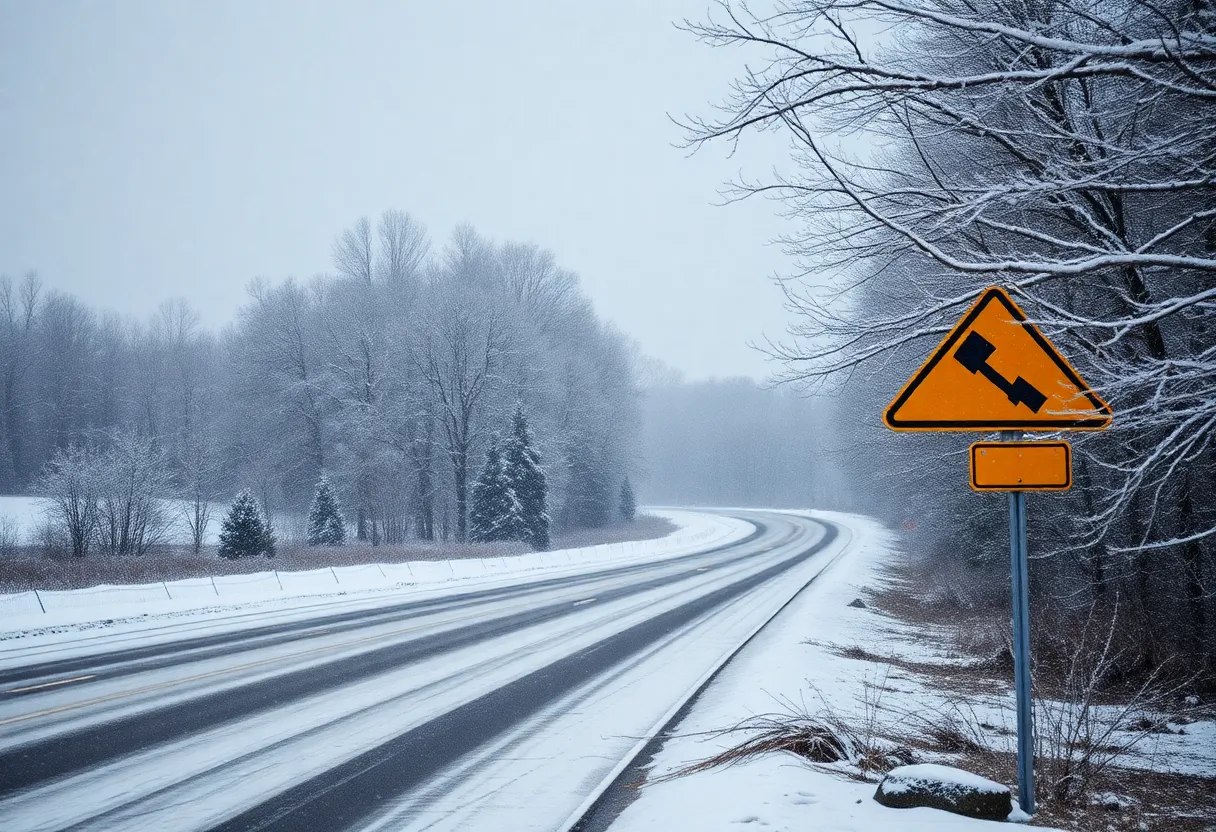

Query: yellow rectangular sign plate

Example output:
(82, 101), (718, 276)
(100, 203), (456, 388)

(970, 441), (1071, 492)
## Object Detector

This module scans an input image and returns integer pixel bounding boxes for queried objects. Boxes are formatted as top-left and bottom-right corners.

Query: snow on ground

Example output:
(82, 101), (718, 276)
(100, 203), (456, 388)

(0, 495), (48, 546)
(879, 763), (1008, 795)
(0, 514), (833, 832)
(0, 495), (226, 546)
(0, 509), (752, 656)
(607, 510), (1216, 831)
(607, 511), (1057, 832)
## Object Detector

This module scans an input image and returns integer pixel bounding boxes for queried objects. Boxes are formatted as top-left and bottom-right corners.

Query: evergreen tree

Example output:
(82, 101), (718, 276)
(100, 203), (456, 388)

(619, 477), (636, 523)
(503, 404), (550, 550)
(306, 475), (346, 546)
(217, 490), (275, 559)
(566, 450), (610, 529)
(470, 443), (520, 542)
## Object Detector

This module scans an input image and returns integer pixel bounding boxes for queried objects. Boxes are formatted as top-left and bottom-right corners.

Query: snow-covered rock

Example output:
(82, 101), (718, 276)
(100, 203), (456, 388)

(874, 764), (1011, 821)
(1091, 791), (1137, 811)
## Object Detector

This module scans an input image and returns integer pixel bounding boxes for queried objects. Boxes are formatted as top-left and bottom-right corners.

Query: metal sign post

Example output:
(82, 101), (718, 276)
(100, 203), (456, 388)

(1003, 430), (1035, 814)
(883, 287), (1116, 817)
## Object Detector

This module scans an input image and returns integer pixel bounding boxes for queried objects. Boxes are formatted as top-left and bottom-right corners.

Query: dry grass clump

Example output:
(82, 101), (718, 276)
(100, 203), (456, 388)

(655, 713), (851, 780)
(657, 678), (918, 786)
(653, 709), (912, 785)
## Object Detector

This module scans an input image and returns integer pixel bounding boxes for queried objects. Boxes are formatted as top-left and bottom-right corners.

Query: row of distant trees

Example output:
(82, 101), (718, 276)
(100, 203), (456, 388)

(208, 434), (637, 561)
(688, 1), (1215, 672)
(200, 404), (639, 560)
(3, 212), (641, 553)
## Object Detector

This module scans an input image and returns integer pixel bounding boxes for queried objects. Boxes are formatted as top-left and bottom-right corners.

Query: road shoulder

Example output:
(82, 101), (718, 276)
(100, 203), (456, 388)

(603, 511), (1056, 831)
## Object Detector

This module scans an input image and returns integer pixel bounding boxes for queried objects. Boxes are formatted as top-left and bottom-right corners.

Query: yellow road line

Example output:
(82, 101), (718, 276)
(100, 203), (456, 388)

(4, 675), (97, 694)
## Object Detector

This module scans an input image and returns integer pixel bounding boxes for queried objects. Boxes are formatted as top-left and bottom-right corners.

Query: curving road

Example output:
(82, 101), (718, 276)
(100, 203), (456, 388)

(0, 510), (847, 832)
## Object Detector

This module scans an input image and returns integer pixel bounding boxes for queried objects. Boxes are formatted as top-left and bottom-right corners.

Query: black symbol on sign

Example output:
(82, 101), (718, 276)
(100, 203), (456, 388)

(954, 332), (1047, 413)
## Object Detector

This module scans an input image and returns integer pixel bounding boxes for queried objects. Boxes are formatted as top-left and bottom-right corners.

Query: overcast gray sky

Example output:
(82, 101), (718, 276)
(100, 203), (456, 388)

(1, 0), (795, 380)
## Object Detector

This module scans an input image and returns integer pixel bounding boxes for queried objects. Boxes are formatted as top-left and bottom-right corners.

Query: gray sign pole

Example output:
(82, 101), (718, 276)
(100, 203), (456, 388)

(1003, 429), (1036, 814)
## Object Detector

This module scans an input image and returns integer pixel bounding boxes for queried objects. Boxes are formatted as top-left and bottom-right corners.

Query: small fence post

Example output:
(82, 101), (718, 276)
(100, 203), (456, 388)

(330, 567), (340, 585)
(211, 576), (219, 596)
(163, 581), (172, 600)
(274, 570), (283, 590)
(33, 589), (46, 614)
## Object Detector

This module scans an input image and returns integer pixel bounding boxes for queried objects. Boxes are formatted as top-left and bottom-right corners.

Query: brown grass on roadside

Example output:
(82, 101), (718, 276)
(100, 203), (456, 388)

(651, 713), (852, 782)
(850, 553), (1216, 830)
(943, 745), (1216, 831)
(0, 514), (676, 593)
(825, 642), (1008, 697)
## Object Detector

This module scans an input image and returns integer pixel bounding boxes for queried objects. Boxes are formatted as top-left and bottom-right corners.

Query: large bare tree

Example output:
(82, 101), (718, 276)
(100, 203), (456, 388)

(684, 0), (1215, 659)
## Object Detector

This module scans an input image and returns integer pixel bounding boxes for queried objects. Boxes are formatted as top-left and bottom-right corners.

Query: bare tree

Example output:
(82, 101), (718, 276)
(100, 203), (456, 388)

(96, 431), (173, 556)
(332, 216), (374, 284)
(684, 0), (1215, 663)
(0, 272), (40, 490)
(37, 443), (100, 558)
(377, 209), (430, 285)
(178, 429), (219, 555)
(238, 278), (327, 497)
(416, 285), (504, 543)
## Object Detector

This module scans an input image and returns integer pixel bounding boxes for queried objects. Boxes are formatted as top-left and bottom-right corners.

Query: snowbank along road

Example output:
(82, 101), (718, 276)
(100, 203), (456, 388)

(0, 510), (850, 831)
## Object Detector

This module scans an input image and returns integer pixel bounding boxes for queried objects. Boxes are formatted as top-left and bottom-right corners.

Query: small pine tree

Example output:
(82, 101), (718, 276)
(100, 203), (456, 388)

(217, 490), (275, 559)
(470, 443), (520, 542)
(307, 476), (346, 546)
(566, 449), (610, 529)
(503, 404), (549, 550)
(619, 477), (636, 523)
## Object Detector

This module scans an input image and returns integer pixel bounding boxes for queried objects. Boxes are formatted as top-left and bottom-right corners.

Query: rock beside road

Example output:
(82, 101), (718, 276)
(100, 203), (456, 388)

(874, 763), (1011, 821)
(847, 598), (867, 608)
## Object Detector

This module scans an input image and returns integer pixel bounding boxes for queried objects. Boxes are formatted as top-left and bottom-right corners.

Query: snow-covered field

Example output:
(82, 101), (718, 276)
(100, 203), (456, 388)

(0, 508), (751, 638)
(606, 511), (1216, 831)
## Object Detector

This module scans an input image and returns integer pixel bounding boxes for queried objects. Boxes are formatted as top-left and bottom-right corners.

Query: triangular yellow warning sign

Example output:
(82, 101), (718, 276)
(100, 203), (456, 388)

(884, 287), (1112, 431)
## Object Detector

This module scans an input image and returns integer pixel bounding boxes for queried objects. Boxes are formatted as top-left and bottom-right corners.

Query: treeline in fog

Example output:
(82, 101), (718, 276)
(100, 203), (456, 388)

(0, 211), (640, 549)
(641, 376), (840, 509)
(689, 0), (1215, 677)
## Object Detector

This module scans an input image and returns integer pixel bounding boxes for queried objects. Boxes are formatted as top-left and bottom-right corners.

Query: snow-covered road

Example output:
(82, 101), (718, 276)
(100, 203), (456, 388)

(0, 510), (854, 832)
